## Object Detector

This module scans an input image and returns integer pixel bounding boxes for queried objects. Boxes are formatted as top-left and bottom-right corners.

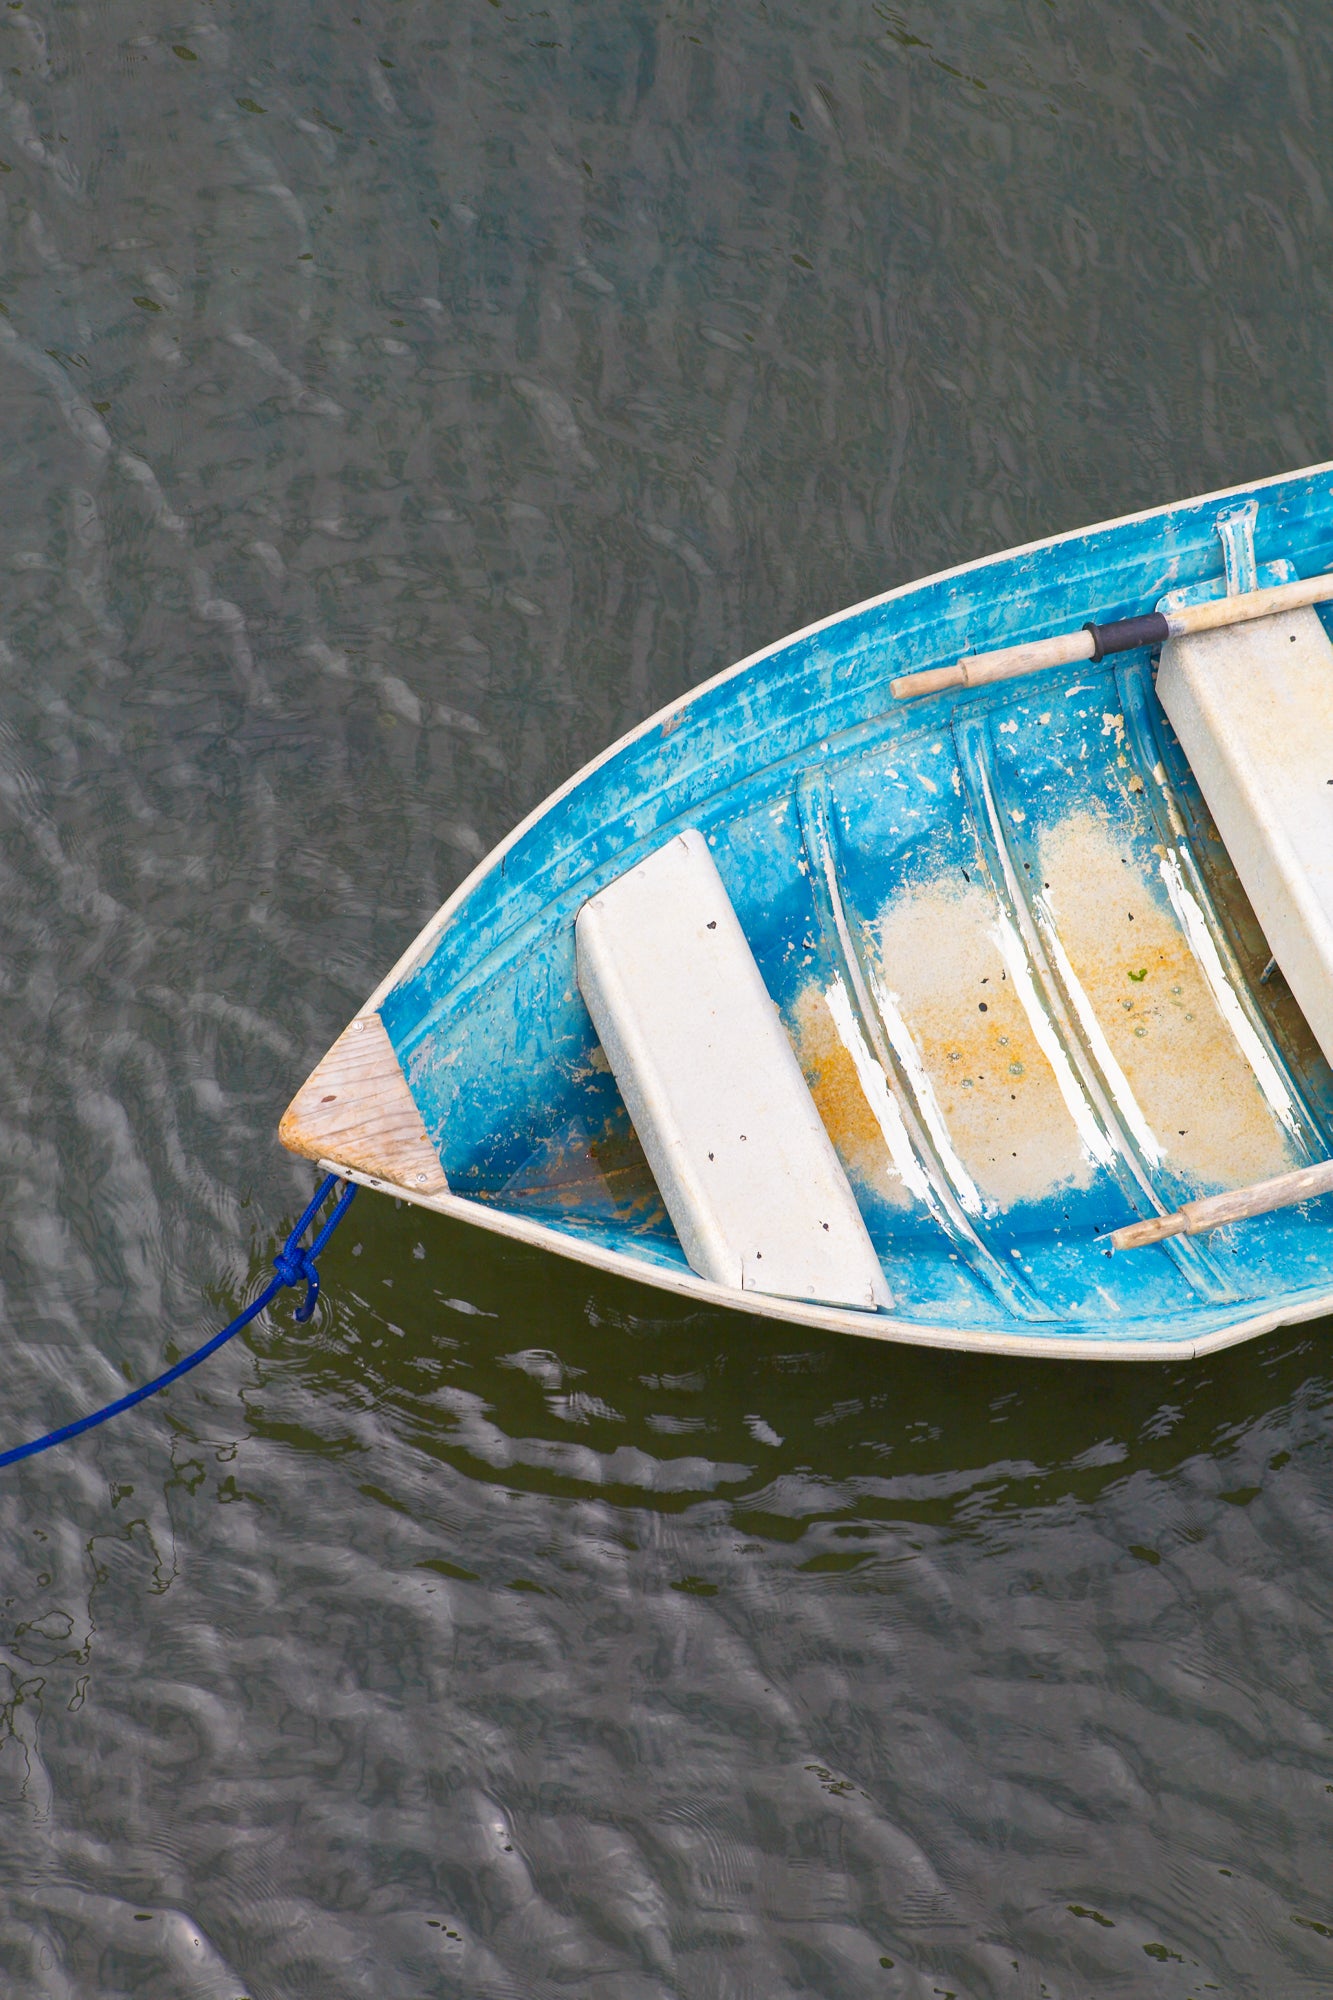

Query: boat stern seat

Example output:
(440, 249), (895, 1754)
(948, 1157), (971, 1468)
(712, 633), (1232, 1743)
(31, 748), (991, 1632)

(1156, 590), (1333, 1069)
(575, 828), (892, 1310)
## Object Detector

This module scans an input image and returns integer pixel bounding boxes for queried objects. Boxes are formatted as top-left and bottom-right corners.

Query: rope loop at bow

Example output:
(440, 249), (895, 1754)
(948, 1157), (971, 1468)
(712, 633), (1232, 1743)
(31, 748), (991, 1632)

(272, 1173), (360, 1321)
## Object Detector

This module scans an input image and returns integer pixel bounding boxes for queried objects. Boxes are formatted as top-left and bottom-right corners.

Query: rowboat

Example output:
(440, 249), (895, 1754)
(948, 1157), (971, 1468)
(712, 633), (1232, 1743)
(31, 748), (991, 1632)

(281, 462), (1333, 1360)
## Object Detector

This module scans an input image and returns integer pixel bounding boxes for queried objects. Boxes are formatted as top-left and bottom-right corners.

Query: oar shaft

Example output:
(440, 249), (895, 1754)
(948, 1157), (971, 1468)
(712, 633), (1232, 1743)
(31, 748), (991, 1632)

(896, 628), (1098, 699)
(1169, 571), (1333, 635)
(890, 571), (1333, 701)
(1110, 1157), (1333, 1251)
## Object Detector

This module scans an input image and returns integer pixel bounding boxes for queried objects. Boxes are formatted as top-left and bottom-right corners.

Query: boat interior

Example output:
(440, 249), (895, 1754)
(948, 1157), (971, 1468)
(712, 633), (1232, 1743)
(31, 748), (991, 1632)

(285, 469), (1333, 1350)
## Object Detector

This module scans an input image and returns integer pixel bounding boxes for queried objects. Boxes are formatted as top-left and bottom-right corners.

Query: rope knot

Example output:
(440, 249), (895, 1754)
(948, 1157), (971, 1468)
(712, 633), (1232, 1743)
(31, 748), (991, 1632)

(273, 1242), (320, 1319)
(271, 1175), (358, 1322)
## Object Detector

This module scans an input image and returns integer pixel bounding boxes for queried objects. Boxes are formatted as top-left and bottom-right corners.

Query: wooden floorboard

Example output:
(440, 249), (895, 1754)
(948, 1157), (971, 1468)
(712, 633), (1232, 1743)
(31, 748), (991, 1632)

(279, 1013), (448, 1195)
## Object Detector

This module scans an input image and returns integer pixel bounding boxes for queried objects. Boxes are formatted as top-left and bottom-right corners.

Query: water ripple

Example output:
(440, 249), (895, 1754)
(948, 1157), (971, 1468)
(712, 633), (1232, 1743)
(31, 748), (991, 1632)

(0, 0), (1331, 1991)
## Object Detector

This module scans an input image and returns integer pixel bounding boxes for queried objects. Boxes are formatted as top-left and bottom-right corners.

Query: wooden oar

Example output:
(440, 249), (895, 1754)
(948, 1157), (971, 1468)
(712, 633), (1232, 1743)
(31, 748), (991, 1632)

(890, 571), (1333, 701)
(1107, 1158), (1333, 1252)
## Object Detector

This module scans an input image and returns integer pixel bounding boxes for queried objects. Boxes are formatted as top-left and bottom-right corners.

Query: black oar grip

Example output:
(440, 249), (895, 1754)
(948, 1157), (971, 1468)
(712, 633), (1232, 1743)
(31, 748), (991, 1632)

(1083, 613), (1170, 662)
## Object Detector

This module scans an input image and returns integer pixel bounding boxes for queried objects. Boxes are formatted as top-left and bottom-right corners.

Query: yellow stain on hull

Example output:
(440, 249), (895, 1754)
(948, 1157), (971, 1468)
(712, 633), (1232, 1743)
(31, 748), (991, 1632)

(1036, 809), (1298, 1192)
(871, 878), (1092, 1210)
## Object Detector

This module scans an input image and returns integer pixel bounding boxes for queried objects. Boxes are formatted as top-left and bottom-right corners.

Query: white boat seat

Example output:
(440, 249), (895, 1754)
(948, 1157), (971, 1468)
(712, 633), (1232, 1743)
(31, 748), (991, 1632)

(575, 828), (891, 1309)
(1157, 598), (1333, 1068)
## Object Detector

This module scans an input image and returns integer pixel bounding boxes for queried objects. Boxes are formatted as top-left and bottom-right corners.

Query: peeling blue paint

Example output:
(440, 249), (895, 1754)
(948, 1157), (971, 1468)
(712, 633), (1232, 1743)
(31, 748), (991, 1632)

(374, 463), (1333, 1353)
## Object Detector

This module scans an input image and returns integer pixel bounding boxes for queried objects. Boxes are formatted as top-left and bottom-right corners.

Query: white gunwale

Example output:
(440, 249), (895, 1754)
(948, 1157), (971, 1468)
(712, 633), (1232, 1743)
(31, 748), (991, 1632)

(312, 1153), (1333, 1362)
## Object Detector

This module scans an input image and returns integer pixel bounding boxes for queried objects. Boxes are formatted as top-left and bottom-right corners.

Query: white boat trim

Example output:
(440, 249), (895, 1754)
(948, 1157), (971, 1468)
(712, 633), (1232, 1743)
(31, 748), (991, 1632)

(318, 1153), (1333, 1364)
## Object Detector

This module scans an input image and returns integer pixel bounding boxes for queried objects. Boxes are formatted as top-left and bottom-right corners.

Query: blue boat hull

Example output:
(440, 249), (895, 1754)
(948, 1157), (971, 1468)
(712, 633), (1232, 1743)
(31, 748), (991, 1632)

(287, 460), (1333, 1358)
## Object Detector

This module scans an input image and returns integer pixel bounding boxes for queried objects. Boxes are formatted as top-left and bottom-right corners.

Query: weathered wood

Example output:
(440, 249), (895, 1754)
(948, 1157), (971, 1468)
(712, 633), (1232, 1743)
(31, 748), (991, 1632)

(891, 631), (1094, 698)
(887, 661), (974, 699)
(279, 1013), (448, 1195)
(1111, 1158), (1333, 1251)
(1170, 573), (1333, 636)
(890, 570), (1333, 701)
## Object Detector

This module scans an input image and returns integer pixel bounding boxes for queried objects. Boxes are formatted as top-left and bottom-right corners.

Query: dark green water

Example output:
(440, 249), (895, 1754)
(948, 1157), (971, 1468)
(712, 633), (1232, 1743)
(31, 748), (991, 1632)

(2, 0), (1333, 1992)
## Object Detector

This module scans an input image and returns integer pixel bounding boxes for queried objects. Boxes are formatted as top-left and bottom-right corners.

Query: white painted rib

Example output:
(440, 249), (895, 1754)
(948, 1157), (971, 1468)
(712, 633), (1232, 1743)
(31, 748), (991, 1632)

(1032, 894), (1166, 1167)
(964, 741), (1119, 1172)
(866, 965), (985, 1216)
(988, 910), (1119, 1171)
(824, 975), (931, 1201)
(1158, 849), (1301, 1140)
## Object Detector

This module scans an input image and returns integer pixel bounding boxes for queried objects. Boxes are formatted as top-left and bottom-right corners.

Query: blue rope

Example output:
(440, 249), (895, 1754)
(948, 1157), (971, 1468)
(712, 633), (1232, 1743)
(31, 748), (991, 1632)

(0, 1174), (358, 1471)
